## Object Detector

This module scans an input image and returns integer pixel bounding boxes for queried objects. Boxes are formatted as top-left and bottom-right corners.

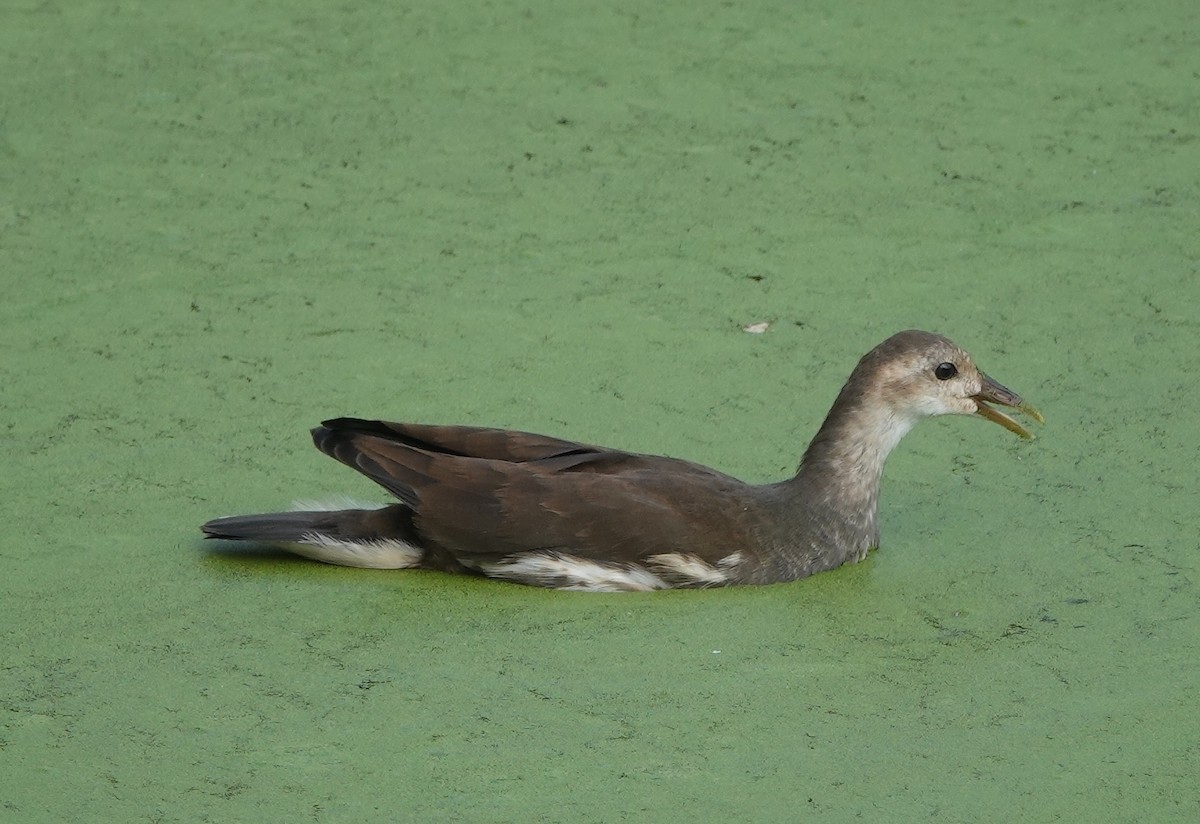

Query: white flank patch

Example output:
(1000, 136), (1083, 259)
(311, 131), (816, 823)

(290, 496), (387, 512)
(283, 532), (423, 569)
(479, 553), (669, 592)
(647, 551), (743, 587)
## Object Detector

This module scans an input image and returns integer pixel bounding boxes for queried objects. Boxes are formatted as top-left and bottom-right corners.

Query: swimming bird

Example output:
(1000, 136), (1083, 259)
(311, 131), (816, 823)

(201, 330), (1042, 591)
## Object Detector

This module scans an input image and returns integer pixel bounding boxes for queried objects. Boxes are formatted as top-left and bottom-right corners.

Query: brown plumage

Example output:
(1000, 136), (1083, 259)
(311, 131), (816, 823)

(201, 330), (1042, 590)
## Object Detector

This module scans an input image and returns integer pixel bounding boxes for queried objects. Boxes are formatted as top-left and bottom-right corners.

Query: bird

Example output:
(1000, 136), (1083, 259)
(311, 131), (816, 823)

(201, 330), (1042, 591)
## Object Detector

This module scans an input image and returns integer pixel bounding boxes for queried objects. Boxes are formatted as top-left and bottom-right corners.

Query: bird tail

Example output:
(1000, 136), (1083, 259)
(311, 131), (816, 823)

(201, 510), (341, 542)
(200, 500), (423, 570)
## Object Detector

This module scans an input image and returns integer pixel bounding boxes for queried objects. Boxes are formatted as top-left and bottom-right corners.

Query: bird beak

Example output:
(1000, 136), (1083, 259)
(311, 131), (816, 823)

(973, 373), (1045, 440)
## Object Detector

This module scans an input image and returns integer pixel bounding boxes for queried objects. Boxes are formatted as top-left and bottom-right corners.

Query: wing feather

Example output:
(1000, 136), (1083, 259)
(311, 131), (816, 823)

(310, 418), (759, 564)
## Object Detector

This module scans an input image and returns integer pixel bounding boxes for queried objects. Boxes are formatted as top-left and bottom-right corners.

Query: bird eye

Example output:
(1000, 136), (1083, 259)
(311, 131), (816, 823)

(934, 362), (958, 381)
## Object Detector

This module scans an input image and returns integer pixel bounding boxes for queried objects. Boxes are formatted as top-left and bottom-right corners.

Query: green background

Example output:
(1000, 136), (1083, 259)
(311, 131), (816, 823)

(3, 1), (1196, 821)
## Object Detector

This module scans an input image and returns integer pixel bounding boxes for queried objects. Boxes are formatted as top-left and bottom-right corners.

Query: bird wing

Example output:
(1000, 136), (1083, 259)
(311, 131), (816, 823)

(311, 418), (757, 563)
(318, 417), (606, 462)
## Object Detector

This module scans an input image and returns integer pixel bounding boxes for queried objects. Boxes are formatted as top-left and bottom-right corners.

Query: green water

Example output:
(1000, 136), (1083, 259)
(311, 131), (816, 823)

(2, 1), (1196, 821)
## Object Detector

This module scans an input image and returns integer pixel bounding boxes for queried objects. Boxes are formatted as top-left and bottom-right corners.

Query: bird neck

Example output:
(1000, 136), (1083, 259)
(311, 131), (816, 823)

(785, 392), (917, 543)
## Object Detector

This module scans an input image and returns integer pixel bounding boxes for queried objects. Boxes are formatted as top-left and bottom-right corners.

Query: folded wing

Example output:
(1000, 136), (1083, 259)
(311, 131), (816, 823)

(311, 418), (758, 565)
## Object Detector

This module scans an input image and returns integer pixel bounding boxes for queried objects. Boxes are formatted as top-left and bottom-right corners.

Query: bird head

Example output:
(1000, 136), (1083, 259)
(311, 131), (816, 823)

(864, 330), (1044, 439)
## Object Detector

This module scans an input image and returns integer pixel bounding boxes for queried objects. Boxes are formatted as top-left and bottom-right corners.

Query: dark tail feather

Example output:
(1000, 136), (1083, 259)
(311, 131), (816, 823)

(201, 511), (348, 542)
(202, 504), (420, 545)
(200, 506), (425, 569)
